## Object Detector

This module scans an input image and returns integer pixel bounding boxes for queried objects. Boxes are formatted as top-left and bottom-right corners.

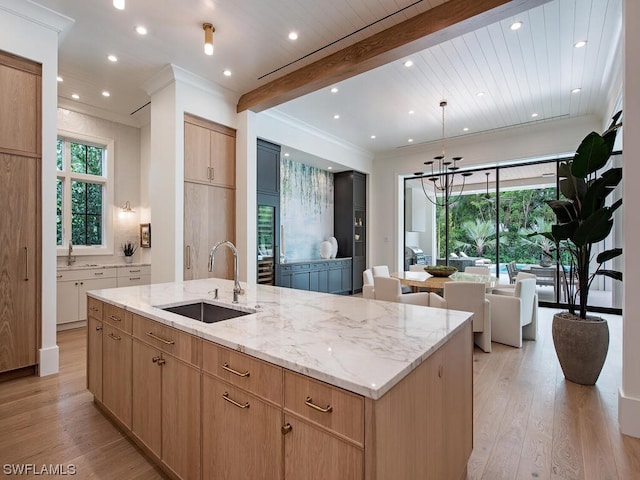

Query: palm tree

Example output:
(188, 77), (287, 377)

(455, 219), (499, 257)
(519, 216), (555, 264)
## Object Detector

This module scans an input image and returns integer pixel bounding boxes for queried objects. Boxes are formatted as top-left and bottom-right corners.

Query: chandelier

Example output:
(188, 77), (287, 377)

(415, 100), (472, 206)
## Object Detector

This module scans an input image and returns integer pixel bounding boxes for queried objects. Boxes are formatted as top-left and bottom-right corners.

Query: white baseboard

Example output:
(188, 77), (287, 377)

(38, 345), (59, 376)
(57, 320), (86, 331)
(619, 388), (640, 438)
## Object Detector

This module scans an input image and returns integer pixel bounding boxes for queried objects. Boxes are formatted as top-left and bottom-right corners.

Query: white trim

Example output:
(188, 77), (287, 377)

(619, 388), (640, 438)
(38, 345), (60, 377)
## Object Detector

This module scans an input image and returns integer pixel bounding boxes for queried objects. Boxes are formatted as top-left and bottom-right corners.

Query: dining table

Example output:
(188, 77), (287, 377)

(391, 270), (499, 295)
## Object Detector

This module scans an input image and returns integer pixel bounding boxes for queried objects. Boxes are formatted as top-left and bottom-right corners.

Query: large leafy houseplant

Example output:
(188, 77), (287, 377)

(545, 112), (623, 318)
(542, 112), (623, 384)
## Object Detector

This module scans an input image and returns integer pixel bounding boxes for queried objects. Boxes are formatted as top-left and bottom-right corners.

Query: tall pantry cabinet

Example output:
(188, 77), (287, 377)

(183, 114), (236, 280)
(0, 50), (41, 376)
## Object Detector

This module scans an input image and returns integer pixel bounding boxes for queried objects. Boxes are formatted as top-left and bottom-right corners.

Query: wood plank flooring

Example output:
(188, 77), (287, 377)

(0, 308), (638, 479)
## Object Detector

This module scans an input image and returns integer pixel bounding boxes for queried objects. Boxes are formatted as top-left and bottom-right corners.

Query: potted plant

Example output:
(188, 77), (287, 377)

(121, 241), (137, 263)
(543, 111), (623, 385)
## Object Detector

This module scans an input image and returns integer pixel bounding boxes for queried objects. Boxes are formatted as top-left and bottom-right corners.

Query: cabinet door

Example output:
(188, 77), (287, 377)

(56, 280), (80, 325)
(0, 154), (38, 372)
(87, 317), (103, 401)
(102, 325), (132, 428)
(184, 121), (211, 183)
(202, 376), (282, 480)
(284, 415), (363, 480)
(207, 186), (235, 280)
(162, 355), (201, 480)
(210, 129), (235, 188)
(80, 276), (117, 322)
(132, 339), (162, 456)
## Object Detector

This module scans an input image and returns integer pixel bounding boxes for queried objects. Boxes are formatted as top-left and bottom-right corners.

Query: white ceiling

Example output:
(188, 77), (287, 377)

(32, 0), (622, 158)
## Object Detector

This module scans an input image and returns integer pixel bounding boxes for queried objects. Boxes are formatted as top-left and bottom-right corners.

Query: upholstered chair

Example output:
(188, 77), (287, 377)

(372, 265), (411, 293)
(362, 269), (375, 299)
(464, 266), (491, 276)
(486, 277), (537, 348)
(373, 276), (440, 306)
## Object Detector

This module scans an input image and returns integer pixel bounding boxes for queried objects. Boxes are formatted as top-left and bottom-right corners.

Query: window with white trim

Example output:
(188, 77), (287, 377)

(56, 133), (114, 254)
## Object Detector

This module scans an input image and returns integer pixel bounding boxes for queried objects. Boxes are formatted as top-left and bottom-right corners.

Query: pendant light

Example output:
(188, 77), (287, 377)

(203, 23), (215, 55)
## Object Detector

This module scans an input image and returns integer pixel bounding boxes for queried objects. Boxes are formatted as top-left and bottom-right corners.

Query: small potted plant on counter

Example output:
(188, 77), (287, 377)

(121, 241), (137, 264)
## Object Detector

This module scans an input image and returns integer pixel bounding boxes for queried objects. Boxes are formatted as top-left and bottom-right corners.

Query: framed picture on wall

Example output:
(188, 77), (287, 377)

(140, 223), (151, 248)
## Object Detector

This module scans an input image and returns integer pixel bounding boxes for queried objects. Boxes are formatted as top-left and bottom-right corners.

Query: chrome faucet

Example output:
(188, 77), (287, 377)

(209, 240), (244, 303)
(67, 240), (76, 266)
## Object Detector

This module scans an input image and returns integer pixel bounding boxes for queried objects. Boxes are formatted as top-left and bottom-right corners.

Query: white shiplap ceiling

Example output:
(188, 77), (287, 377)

(30, 0), (622, 157)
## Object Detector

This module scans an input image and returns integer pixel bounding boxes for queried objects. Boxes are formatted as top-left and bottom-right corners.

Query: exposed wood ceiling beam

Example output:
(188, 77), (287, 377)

(237, 0), (551, 113)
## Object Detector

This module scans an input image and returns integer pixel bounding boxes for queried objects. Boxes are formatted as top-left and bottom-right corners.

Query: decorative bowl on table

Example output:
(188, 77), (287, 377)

(424, 265), (458, 277)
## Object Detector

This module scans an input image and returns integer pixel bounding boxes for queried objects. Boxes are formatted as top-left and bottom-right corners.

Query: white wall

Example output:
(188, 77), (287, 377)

(619, 0), (640, 438)
(370, 115), (603, 272)
(0, 1), (73, 376)
(56, 109), (142, 265)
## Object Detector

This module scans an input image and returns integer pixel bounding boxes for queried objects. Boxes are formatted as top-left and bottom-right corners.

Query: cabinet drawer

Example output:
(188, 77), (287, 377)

(104, 303), (133, 334)
(117, 275), (150, 288)
(87, 297), (103, 321)
(202, 342), (282, 405)
(284, 370), (364, 444)
(133, 315), (201, 367)
(117, 265), (151, 278)
(57, 267), (116, 282)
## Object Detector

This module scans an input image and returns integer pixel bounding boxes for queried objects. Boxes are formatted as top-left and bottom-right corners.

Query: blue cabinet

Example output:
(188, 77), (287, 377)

(278, 259), (352, 295)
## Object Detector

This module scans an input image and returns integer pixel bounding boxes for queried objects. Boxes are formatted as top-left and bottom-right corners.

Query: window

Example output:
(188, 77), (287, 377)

(56, 132), (114, 254)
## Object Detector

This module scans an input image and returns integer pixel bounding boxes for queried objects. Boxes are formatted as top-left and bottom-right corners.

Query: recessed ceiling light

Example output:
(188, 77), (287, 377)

(102, 91), (110, 97)
(71, 94), (79, 100)
(370, 135), (376, 139)
(284, 152), (290, 157)
(288, 31), (298, 40)
(327, 166), (333, 170)
(574, 40), (587, 48)
(408, 138), (414, 143)
(333, 114), (340, 119)
(223, 69), (232, 76)
(477, 92), (485, 97)
(510, 21), (523, 31)
(531, 112), (539, 118)
(330, 87), (338, 93)
(136, 25), (147, 35)
(403, 60), (414, 68)
(408, 110), (414, 115)
(113, 0), (125, 10)
(463, 127), (469, 132)
(571, 87), (582, 94)
(107, 54), (118, 62)
(57, 76), (63, 82)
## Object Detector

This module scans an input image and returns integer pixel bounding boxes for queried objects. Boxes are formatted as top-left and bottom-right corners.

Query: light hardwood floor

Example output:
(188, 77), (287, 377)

(1, 308), (639, 479)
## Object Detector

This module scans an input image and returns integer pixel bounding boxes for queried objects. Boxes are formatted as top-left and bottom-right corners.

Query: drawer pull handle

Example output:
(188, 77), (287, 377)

(57, 274), (62, 279)
(96, 326), (103, 331)
(108, 332), (121, 341)
(222, 392), (249, 409)
(305, 396), (333, 413)
(222, 362), (250, 377)
(152, 356), (161, 363)
(146, 331), (175, 345)
(281, 423), (292, 435)
(109, 315), (121, 322)
(94, 272), (104, 276)
(129, 269), (141, 273)
(129, 277), (141, 280)
(90, 306), (99, 312)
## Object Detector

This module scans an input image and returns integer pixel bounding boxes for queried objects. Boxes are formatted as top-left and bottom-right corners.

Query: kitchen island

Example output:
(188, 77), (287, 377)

(87, 278), (473, 480)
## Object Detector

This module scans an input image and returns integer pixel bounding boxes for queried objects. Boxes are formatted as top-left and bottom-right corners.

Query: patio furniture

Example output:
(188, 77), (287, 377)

(530, 266), (557, 297)
(465, 266), (490, 275)
(506, 261), (520, 284)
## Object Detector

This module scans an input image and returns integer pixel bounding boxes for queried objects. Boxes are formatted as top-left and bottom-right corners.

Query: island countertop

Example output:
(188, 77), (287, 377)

(87, 278), (472, 399)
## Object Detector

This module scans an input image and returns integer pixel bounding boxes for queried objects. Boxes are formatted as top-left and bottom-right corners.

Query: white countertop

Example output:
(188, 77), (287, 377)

(87, 278), (472, 399)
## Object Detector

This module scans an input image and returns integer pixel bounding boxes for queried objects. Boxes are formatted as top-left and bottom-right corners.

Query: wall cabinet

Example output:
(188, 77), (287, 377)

(184, 114), (236, 282)
(334, 171), (366, 294)
(0, 51), (41, 375)
(88, 299), (472, 480)
(56, 268), (117, 326)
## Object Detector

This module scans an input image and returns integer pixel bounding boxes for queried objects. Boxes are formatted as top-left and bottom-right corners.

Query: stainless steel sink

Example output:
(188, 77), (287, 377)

(160, 301), (253, 324)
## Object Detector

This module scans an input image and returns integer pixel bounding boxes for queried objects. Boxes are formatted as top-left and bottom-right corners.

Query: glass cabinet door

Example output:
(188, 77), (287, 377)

(257, 205), (276, 285)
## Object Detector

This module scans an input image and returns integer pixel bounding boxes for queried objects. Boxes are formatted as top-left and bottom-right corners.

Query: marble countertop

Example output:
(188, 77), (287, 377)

(58, 262), (150, 271)
(87, 278), (471, 399)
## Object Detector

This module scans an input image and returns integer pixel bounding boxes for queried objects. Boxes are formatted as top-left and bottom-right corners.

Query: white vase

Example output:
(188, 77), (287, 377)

(124, 256), (133, 264)
(319, 241), (332, 259)
(328, 236), (338, 258)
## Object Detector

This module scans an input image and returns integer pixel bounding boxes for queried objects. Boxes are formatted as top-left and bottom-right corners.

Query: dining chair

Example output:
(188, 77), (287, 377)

(373, 276), (440, 306)
(373, 265), (411, 293)
(409, 264), (426, 272)
(362, 269), (375, 299)
(506, 261), (519, 284)
(486, 277), (537, 348)
(431, 282), (491, 353)
(464, 266), (490, 276)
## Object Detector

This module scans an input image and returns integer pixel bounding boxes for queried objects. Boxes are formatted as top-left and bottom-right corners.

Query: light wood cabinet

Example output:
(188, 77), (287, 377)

(131, 316), (202, 480)
(56, 268), (117, 326)
(184, 115), (235, 188)
(0, 51), (41, 375)
(102, 322), (132, 428)
(86, 313), (103, 401)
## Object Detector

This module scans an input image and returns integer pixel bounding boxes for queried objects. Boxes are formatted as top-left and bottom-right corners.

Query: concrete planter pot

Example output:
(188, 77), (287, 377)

(552, 312), (609, 385)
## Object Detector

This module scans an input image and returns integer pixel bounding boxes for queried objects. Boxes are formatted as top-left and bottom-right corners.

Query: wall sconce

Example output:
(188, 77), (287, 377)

(121, 200), (135, 213)
(113, 0), (125, 10)
(203, 23), (215, 55)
